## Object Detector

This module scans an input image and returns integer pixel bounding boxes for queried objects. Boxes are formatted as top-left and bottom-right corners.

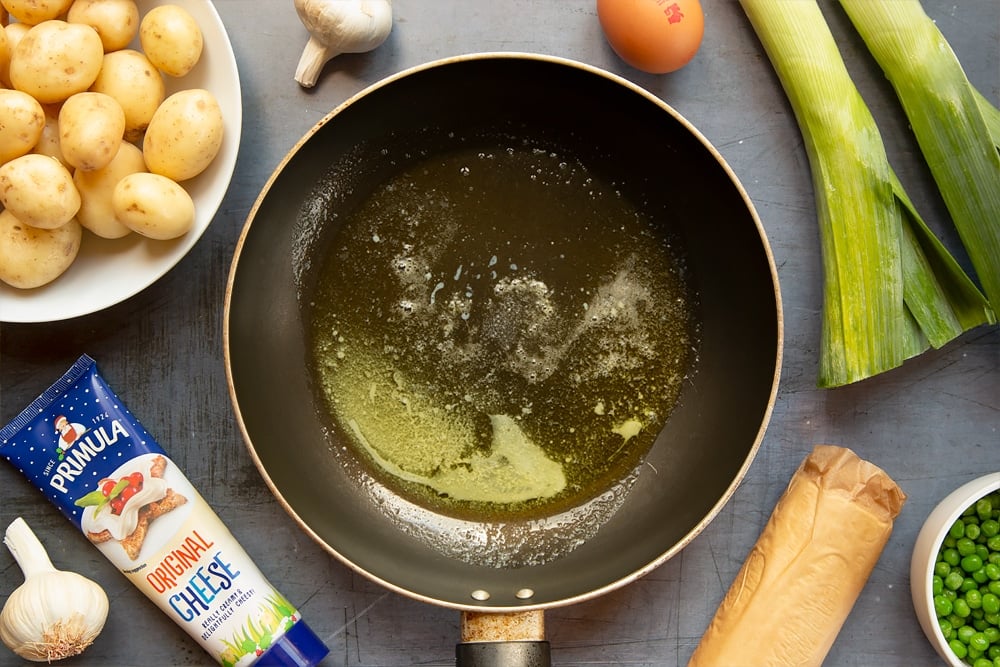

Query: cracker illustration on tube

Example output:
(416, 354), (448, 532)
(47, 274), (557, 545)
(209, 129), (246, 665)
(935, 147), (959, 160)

(77, 454), (188, 560)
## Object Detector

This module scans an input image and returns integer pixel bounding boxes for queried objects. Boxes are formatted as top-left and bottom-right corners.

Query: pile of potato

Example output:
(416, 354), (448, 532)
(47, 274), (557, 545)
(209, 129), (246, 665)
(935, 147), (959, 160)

(0, 0), (225, 289)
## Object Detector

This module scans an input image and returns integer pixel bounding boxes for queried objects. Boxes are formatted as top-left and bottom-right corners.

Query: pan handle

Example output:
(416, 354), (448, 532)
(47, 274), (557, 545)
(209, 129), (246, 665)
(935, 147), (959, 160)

(455, 640), (551, 666)
(456, 611), (551, 667)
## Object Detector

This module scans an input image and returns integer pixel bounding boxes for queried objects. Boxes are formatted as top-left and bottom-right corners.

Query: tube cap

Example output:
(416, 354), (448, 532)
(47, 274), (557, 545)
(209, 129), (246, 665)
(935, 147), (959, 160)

(255, 619), (329, 666)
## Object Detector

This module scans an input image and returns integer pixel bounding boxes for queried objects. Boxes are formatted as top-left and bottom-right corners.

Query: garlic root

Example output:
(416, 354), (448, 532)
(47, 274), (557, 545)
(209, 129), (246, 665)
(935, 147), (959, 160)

(0, 517), (109, 662)
(294, 0), (393, 88)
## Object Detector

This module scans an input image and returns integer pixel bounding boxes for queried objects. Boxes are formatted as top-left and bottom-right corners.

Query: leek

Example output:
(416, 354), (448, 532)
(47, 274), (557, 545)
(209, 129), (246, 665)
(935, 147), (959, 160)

(839, 0), (1000, 313)
(977, 89), (1000, 148)
(738, 0), (993, 388)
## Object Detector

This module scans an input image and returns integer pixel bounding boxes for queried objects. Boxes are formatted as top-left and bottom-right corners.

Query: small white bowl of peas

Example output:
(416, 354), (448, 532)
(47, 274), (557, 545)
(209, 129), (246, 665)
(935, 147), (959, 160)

(912, 473), (1000, 667)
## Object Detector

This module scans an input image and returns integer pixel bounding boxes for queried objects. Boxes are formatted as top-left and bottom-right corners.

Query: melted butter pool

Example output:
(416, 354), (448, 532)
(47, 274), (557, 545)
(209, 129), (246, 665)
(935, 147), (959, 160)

(308, 136), (700, 522)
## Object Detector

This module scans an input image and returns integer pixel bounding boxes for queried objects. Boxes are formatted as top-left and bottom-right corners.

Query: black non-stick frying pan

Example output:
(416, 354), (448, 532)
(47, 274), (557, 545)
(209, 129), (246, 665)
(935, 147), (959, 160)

(224, 53), (782, 664)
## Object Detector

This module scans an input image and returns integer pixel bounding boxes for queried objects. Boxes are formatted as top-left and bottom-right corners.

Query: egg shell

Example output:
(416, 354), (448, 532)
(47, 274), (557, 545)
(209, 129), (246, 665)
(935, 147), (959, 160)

(597, 0), (705, 74)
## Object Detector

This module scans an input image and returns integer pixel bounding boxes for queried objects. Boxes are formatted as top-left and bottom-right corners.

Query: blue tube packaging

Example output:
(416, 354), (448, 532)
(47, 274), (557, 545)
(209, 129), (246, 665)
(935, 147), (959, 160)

(0, 355), (329, 667)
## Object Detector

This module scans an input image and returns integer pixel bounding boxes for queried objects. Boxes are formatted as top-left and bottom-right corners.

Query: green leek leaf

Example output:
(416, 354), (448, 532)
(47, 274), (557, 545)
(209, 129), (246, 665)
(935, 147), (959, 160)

(738, 0), (993, 388)
(839, 0), (1000, 311)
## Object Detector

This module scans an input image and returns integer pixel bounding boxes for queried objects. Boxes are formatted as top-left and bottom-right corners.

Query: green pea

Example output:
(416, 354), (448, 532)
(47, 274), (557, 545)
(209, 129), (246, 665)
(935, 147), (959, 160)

(980, 499), (995, 520)
(955, 519), (972, 539)
(966, 555), (986, 572)
(960, 538), (979, 556)
(934, 496), (1000, 659)
(957, 598), (974, 618)
(970, 590), (985, 609)
(937, 594), (956, 616)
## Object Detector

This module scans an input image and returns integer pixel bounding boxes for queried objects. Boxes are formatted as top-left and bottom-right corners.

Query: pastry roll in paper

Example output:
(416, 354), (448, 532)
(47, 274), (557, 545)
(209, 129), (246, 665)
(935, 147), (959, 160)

(688, 445), (906, 667)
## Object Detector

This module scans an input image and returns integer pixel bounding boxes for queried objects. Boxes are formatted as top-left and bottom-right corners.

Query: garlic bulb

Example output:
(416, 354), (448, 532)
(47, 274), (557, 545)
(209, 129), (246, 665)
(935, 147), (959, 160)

(0, 517), (109, 662)
(294, 0), (393, 88)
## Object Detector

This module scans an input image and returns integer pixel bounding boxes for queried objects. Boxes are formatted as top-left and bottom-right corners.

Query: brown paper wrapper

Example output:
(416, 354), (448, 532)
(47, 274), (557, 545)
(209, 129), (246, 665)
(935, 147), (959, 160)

(687, 444), (906, 667)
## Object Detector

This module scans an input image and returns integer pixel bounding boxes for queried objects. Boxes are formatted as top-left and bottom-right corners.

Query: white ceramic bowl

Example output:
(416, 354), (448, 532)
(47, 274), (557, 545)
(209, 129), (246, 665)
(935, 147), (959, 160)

(911, 473), (1000, 666)
(0, 0), (242, 323)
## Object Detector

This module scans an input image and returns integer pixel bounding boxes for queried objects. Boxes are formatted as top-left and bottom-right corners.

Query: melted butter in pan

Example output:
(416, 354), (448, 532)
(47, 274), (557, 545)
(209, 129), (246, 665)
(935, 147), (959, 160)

(308, 138), (700, 521)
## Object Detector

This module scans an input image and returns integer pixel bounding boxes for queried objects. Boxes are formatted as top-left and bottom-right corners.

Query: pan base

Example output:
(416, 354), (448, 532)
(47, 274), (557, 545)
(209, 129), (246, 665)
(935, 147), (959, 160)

(307, 131), (700, 533)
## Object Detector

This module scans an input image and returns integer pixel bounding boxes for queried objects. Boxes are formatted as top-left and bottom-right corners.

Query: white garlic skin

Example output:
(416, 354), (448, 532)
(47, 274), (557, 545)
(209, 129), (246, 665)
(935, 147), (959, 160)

(294, 0), (393, 88)
(1, 518), (110, 662)
(0, 569), (110, 662)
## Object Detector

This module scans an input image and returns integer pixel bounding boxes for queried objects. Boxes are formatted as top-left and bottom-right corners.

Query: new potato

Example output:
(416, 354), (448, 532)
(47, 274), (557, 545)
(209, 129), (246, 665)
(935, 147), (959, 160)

(31, 106), (67, 167)
(66, 0), (140, 52)
(0, 26), (9, 88)
(0, 209), (82, 289)
(90, 49), (165, 143)
(0, 89), (44, 164)
(112, 172), (195, 240)
(0, 154), (80, 230)
(0, 1), (225, 291)
(143, 88), (223, 182)
(4, 23), (30, 54)
(9, 20), (104, 104)
(74, 142), (146, 239)
(2, 0), (74, 25)
(139, 4), (203, 77)
(59, 92), (126, 171)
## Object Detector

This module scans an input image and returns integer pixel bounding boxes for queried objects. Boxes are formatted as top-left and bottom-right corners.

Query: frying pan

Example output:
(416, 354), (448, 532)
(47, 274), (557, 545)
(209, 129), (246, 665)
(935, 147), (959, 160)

(224, 53), (782, 664)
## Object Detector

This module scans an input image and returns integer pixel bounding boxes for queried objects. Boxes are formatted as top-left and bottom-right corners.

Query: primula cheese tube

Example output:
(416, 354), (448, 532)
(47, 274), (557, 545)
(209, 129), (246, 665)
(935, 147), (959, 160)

(688, 444), (906, 667)
(0, 355), (329, 667)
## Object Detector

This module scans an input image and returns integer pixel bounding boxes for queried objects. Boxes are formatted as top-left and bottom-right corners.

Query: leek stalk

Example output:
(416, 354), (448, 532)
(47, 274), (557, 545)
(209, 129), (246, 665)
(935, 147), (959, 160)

(738, 0), (993, 388)
(977, 89), (1000, 147)
(838, 0), (1000, 311)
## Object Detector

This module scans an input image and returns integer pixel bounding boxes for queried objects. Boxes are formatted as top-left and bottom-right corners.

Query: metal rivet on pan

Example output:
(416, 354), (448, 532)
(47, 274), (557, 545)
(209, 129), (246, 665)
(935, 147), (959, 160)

(471, 589), (491, 601)
(515, 588), (535, 600)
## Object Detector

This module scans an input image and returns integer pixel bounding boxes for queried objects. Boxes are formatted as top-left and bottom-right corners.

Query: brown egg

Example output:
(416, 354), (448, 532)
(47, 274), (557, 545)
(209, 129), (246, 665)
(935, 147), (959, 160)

(597, 0), (705, 74)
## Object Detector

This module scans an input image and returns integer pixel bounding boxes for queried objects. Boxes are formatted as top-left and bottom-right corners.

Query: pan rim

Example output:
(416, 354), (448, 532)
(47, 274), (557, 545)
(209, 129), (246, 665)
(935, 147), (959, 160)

(223, 51), (784, 613)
